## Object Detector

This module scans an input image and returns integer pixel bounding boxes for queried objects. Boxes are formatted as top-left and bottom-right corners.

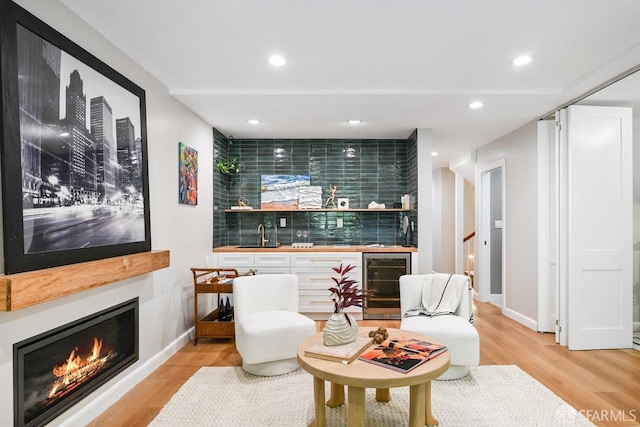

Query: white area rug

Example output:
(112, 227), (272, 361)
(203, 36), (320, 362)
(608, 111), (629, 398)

(149, 365), (594, 426)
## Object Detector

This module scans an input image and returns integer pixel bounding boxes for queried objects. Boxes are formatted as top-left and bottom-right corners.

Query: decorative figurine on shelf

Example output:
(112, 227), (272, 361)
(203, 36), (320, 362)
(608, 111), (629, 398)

(237, 197), (249, 207)
(325, 184), (337, 209)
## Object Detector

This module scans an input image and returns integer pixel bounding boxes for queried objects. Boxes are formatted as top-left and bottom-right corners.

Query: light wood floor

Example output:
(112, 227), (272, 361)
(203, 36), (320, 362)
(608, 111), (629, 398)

(88, 302), (640, 427)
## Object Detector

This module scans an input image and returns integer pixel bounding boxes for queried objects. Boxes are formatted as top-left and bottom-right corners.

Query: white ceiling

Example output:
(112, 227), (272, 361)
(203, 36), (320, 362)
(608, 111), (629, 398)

(576, 68), (640, 112)
(58, 0), (640, 169)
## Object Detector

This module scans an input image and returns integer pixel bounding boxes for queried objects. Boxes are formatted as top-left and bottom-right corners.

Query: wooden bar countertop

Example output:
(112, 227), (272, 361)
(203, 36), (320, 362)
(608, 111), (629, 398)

(213, 245), (416, 253)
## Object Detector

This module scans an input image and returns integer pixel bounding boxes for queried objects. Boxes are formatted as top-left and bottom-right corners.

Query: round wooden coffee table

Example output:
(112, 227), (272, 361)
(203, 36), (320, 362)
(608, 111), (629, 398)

(297, 327), (450, 427)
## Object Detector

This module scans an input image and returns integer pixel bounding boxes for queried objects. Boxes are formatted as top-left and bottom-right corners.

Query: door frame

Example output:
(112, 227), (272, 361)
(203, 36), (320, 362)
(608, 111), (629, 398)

(475, 158), (506, 305)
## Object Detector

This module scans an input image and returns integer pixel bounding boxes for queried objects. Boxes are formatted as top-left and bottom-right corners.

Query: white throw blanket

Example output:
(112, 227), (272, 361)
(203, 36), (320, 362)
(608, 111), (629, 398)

(404, 273), (466, 317)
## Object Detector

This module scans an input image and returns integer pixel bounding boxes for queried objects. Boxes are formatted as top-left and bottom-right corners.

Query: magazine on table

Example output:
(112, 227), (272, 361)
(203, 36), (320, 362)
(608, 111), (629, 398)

(357, 336), (448, 373)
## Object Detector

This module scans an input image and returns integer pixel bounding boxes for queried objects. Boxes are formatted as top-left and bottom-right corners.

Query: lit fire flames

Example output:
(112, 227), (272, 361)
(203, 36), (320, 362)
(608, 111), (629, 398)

(48, 337), (111, 399)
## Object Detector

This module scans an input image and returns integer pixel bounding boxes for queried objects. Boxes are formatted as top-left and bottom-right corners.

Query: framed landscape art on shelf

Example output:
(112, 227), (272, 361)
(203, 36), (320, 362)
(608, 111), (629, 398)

(0, 0), (151, 274)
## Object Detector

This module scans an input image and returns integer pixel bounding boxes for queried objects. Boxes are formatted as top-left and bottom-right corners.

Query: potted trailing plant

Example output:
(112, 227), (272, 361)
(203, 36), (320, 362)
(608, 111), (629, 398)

(323, 263), (372, 346)
(216, 157), (244, 174)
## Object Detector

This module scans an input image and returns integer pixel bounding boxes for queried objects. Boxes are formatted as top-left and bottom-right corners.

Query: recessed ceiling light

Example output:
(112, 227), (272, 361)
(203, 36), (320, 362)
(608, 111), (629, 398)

(512, 55), (533, 66)
(268, 55), (286, 67)
(247, 119), (261, 125)
(431, 151), (439, 157)
(469, 101), (483, 109)
(347, 119), (362, 125)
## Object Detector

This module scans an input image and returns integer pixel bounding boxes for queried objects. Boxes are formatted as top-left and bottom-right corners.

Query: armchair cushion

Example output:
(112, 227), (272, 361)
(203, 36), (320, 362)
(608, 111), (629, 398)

(236, 310), (316, 365)
(401, 314), (479, 367)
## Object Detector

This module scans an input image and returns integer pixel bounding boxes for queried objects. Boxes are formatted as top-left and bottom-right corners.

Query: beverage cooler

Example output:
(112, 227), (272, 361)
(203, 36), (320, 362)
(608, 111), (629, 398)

(362, 253), (411, 319)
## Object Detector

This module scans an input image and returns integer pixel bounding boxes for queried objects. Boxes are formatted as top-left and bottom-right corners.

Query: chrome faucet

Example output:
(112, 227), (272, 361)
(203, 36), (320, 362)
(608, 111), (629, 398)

(257, 224), (269, 247)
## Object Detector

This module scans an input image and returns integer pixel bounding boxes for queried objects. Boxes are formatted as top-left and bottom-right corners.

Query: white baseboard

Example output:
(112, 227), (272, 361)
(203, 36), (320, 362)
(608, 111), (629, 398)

(470, 292), (537, 331)
(57, 327), (194, 426)
(502, 306), (537, 331)
(489, 294), (503, 307)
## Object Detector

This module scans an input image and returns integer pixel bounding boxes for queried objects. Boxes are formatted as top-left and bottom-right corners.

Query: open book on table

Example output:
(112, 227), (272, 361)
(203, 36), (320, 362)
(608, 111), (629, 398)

(357, 336), (447, 373)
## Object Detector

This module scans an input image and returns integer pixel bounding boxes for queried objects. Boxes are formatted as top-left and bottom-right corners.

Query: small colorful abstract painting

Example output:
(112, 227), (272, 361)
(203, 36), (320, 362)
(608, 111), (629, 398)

(179, 142), (198, 205)
(261, 175), (310, 208)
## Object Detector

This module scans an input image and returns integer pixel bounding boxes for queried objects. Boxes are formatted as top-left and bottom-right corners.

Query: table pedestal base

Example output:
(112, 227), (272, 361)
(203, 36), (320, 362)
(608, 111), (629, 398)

(309, 380), (439, 427)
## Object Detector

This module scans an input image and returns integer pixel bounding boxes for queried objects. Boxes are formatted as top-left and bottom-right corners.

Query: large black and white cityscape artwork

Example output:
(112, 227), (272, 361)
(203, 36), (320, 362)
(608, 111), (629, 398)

(16, 23), (147, 255)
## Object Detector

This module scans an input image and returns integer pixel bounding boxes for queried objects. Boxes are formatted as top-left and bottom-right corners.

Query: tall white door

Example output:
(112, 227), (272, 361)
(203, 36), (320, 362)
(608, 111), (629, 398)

(536, 119), (558, 333)
(566, 105), (632, 350)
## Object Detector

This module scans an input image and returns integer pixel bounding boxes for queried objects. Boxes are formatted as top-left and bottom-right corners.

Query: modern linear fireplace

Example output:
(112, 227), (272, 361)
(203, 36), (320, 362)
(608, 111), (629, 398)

(13, 298), (139, 427)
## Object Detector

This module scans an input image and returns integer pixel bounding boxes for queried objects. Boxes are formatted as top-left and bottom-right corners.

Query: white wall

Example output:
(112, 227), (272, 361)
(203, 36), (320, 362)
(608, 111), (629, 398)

(416, 129), (434, 274)
(432, 168), (455, 273)
(476, 120), (538, 321)
(0, 1), (214, 425)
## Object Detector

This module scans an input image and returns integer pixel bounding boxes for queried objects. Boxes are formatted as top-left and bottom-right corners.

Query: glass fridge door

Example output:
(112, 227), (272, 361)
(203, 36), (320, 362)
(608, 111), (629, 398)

(363, 254), (410, 319)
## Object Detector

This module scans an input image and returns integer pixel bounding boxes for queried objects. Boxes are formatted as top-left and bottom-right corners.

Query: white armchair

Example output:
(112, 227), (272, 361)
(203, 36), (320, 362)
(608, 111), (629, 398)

(399, 274), (479, 380)
(233, 274), (316, 376)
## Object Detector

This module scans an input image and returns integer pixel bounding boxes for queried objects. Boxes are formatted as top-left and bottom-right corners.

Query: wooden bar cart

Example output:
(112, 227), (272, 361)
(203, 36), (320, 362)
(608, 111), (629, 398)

(190, 267), (255, 345)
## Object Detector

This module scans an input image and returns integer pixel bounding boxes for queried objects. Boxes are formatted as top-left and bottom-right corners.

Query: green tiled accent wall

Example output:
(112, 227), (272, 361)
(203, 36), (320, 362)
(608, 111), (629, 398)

(213, 137), (415, 248)
(212, 128), (229, 246)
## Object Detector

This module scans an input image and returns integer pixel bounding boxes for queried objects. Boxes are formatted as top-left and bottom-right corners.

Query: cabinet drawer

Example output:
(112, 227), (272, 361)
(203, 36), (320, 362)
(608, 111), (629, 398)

(253, 267), (291, 275)
(290, 252), (362, 267)
(293, 267), (362, 290)
(216, 253), (255, 268)
(299, 288), (334, 312)
(254, 253), (291, 267)
(299, 289), (362, 315)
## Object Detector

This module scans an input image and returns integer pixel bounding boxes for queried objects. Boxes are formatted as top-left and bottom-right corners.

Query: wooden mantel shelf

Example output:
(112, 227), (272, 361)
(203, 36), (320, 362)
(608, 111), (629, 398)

(0, 250), (170, 311)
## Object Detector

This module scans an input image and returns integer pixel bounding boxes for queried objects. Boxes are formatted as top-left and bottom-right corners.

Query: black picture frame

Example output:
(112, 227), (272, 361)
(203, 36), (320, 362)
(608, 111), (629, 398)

(0, 1), (151, 274)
